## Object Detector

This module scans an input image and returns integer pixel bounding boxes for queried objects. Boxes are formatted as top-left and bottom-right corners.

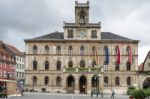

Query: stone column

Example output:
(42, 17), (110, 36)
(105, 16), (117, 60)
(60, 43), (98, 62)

(87, 75), (92, 94)
(74, 75), (79, 94)
(62, 74), (67, 93)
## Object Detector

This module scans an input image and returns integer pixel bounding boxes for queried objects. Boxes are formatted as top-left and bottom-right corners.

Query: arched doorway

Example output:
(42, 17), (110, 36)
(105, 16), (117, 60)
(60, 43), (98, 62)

(79, 75), (87, 94)
(67, 75), (75, 93)
(143, 77), (150, 89)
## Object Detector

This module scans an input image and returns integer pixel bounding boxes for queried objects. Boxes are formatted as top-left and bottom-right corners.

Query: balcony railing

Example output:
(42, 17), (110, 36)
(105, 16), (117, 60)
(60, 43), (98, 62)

(63, 67), (103, 73)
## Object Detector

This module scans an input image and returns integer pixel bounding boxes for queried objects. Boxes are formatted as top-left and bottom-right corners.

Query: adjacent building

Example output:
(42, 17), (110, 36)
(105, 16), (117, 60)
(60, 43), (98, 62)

(5, 45), (25, 85)
(0, 41), (17, 95)
(25, 1), (139, 94)
(138, 51), (150, 89)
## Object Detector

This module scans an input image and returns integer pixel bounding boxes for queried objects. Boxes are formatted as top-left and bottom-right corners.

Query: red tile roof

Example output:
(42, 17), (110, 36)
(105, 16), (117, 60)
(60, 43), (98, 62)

(5, 44), (24, 56)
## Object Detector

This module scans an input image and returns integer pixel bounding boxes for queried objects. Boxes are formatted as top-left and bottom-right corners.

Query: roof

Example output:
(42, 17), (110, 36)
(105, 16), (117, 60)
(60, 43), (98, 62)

(143, 51), (150, 70)
(138, 63), (144, 71)
(25, 31), (135, 41)
(5, 44), (24, 56)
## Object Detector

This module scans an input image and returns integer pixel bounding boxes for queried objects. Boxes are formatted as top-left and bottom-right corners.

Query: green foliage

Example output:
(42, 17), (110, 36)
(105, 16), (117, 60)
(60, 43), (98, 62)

(126, 86), (136, 95)
(131, 89), (146, 99)
(144, 88), (150, 98)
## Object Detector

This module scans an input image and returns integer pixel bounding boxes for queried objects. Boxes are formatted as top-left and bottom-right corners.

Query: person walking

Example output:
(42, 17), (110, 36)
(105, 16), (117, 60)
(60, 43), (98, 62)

(111, 90), (115, 98)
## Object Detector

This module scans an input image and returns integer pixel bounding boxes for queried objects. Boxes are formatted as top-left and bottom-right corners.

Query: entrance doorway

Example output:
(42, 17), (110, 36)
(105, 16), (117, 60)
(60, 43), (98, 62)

(79, 75), (87, 94)
(143, 77), (150, 89)
(67, 75), (75, 93)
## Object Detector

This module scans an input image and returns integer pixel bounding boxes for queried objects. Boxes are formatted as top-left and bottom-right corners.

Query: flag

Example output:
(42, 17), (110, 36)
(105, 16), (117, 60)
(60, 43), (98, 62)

(105, 46), (109, 65)
(117, 46), (120, 64)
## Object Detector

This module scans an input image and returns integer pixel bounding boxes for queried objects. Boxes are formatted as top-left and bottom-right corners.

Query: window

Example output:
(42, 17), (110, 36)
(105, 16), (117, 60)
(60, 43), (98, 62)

(68, 46), (73, 55)
(80, 60), (85, 67)
(80, 46), (85, 55)
(127, 62), (131, 70)
(45, 61), (49, 70)
(115, 64), (119, 71)
(44, 76), (49, 85)
(56, 76), (61, 86)
(45, 46), (49, 54)
(127, 77), (131, 86)
(79, 10), (85, 23)
(56, 46), (61, 54)
(92, 60), (96, 67)
(104, 76), (108, 86)
(68, 61), (73, 68)
(92, 46), (95, 55)
(33, 60), (37, 70)
(115, 77), (120, 86)
(33, 76), (37, 86)
(33, 45), (37, 54)
(148, 63), (150, 67)
(91, 30), (97, 38)
(57, 61), (61, 70)
(68, 30), (74, 38)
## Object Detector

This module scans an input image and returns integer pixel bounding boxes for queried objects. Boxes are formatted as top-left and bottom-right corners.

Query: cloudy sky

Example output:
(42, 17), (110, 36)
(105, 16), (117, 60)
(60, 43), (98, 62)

(0, 0), (150, 64)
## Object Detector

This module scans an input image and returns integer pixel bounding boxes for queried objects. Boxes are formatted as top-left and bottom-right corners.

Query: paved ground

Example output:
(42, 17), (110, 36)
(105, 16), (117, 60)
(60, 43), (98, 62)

(10, 92), (129, 99)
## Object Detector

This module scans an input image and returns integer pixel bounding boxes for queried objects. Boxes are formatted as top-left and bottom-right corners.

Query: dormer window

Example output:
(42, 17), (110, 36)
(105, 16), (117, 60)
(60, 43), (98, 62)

(68, 30), (73, 38)
(91, 30), (97, 38)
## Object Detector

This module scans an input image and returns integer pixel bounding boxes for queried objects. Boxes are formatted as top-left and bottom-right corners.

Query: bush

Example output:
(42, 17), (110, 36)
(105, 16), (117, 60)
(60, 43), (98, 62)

(126, 86), (136, 95)
(144, 88), (150, 99)
(131, 89), (146, 99)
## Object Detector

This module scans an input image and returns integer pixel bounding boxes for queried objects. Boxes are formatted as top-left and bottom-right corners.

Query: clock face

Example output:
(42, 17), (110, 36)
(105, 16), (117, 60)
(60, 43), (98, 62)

(79, 30), (86, 37)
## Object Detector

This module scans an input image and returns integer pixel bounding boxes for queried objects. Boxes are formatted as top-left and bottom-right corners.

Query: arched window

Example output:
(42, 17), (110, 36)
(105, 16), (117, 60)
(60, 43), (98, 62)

(79, 10), (86, 23)
(115, 77), (120, 86)
(80, 46), (85, 55)
(92, 60), (96, 67)
(127, 46), (132, 64)
(92, 46), (95, 54)
(104, 76), (108, 86)
(68, 46), (73, 55)
(127, 62), (131, 70)
(45, 46), (49, 54)
(127, 77), (131, 86)
(56, 76), (61, 86)
(91, 30), (97, 38)
(33, 76), (37, 86)
(68, 30), (74, 38)
(33, 60), (37, 70)
(68, 60), (73, 67)
(45, 61), (49, 70)
(44, 76), (49, 85)
(57, 61), (61, 70)
(33, 45), (37, 54)
(115, 64), (119, 71)
(56, 46), (61, 54)
(80, 60), (85, 67)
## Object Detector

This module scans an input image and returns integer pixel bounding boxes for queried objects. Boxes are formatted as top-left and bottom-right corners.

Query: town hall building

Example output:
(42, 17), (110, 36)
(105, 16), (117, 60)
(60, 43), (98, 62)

(25, 1), (140, 94)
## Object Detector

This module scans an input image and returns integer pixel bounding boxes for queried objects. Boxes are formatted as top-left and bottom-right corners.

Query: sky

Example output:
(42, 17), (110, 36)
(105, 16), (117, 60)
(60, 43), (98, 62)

(0, 0), (150, 64)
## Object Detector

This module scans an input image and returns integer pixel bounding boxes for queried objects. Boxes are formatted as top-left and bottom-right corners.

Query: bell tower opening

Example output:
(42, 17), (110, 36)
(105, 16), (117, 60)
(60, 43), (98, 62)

(75, 1), (89, 25)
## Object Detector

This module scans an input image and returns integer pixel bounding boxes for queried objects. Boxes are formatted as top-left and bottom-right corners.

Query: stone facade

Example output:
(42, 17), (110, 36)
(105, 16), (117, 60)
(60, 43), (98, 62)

(25, 1), (139, 94)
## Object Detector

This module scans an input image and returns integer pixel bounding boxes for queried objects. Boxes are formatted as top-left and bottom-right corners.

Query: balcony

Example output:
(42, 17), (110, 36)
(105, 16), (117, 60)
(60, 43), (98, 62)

(63, 67), (103, 74)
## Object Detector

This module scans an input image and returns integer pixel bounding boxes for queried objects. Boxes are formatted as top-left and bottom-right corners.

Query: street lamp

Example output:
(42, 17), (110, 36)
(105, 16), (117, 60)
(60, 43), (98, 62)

(94, 74), (100, 97)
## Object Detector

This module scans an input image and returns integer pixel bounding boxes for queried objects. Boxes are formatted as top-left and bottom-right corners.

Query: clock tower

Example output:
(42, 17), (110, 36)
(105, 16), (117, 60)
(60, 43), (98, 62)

(63, 1), (101, 40)
(75, 1), (89, 26)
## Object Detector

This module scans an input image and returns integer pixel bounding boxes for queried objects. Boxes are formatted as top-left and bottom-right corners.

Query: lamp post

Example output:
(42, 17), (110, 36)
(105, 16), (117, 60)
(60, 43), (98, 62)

(95, 74), (100, 97)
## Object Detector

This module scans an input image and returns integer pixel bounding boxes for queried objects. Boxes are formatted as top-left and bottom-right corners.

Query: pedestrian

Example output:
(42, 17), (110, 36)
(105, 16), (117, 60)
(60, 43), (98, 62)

(101, 91), (103, 98)
(111, 90), (115, 98)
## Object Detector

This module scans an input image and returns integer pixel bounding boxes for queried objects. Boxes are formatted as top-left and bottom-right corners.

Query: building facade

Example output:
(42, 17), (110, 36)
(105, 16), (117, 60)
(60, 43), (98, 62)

(138, 51), (150, 89)
(5, 45), (25, 85)
(25, 1), (139, 94)
(0, 41), (17, 95)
